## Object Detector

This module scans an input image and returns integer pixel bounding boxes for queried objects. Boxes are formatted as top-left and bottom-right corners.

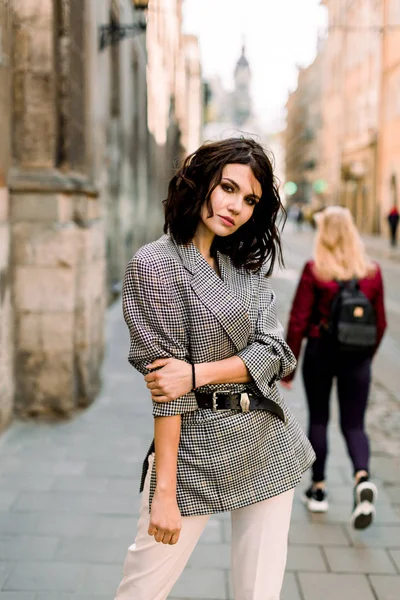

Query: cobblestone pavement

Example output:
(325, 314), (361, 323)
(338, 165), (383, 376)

(0, 226), (399, 599)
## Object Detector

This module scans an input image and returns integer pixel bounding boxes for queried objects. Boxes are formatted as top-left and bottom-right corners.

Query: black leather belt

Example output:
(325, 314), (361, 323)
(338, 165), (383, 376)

(195, 391), (286, 424)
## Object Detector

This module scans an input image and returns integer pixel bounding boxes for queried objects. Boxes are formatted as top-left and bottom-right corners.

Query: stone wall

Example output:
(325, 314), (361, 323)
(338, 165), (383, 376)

(0, 0), (13, 431)
(0, 0), (201, 429)
(8, 0), (106, 418)
(0, 189), (13, 430)
(9, 180), (105, 417)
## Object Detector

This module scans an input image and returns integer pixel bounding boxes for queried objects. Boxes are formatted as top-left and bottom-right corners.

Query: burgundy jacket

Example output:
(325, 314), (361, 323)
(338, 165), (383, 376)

(283, 260), (387, 382)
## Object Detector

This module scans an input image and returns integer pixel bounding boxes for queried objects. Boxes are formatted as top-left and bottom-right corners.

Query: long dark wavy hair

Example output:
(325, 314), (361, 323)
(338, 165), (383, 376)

(163, 137), (286, 275)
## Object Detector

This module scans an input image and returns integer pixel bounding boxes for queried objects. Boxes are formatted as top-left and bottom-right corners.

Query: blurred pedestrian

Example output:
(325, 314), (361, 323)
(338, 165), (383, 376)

(114, 138), (315, 600)
(296, 205), (304, 231)
(281, 206), (386, 530)
(387, 205), (400, 247)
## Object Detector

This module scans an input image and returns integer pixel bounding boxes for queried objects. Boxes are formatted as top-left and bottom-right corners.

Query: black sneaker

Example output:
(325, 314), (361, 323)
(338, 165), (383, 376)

(302, 485), (329, 513)
(351, 476), (378, 530)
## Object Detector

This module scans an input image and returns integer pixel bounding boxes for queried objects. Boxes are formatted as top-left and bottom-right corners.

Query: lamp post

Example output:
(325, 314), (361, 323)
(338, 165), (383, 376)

(132, 0), (149, 8)
(99, 1), (149, 51)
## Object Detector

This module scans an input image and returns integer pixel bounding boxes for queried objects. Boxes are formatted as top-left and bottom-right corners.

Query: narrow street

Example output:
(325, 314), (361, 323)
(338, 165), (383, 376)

(0, 225), (399, 599)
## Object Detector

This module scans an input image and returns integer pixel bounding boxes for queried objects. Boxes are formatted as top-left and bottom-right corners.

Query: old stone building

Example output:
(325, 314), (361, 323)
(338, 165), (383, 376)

(0, 0), (13, 430)
(336, 0), (381, 233)
(319, 0), (381, 233)
(286, 0), (394, 234)
(379, 0), (400, 232)
(285, 52), (324, 208)
(0, 0), (201, 432)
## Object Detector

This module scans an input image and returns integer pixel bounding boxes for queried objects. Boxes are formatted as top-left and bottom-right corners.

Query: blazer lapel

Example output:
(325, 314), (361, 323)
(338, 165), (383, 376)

(171, 238), (252, 352)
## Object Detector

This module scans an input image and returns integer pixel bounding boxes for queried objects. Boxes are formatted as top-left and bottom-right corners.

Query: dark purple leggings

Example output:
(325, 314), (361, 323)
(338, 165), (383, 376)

(302, 338), (371, 482)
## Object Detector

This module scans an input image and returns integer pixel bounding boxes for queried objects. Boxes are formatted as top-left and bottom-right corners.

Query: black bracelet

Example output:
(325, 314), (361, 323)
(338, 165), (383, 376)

(191, 363), (196, 391)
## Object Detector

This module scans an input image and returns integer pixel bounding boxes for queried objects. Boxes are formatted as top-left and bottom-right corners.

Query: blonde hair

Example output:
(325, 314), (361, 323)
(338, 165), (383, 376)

(313, 206), (375, 281)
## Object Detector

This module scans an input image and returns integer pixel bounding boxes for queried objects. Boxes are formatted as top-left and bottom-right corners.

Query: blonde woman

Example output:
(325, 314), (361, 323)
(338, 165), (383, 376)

(282, 206), (386, 529)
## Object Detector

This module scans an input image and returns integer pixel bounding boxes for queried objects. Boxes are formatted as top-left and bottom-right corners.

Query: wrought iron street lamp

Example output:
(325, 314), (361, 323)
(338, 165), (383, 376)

(132, 0), (149, 9)
(99, 1), (149, 51)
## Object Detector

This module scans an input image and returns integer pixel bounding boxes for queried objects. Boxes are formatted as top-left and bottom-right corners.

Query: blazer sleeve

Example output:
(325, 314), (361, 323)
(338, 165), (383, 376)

(237, 269), (296, 390)
(122, 255), (198, 417)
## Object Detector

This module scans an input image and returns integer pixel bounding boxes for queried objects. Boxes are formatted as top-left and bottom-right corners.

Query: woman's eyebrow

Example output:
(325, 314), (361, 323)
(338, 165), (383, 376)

(223, 178), (260, 200)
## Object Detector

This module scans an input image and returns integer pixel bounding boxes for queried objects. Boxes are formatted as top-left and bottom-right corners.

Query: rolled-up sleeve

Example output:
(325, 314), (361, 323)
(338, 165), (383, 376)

(122, 256), (198, 417)
(237, 271), (296, 390)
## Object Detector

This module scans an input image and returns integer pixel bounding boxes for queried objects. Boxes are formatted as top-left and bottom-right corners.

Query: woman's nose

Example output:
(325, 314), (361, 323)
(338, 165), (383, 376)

(227, 195), (242, 214)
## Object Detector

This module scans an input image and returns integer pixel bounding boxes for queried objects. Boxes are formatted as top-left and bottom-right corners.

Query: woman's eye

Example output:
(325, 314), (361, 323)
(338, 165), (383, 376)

(246, 197), (257, 206)
(222, 184), (233, 193)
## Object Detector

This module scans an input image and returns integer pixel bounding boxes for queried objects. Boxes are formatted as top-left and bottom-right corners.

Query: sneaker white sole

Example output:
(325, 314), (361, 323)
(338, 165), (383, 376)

(302, 494), (329, 513)
(356, 481), (378, 505)
(351, 500), (376, 530)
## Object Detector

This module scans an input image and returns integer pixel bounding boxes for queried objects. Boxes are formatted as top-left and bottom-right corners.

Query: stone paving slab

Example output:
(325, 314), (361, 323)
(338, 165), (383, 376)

(2, 562), (86, 593)
(170, 568), (228, 599)
(384, 485), (400, 503)
(345, 525), (400, 549)
(286, 545), (327, 572)
(226, 572), (302, 600)
(389, 549), (400, 570)
(288, 522), (351, 546)
(0, 594), (36, 600)
(324, 547), (396, 574)
(298, 573), (377, 600)
(0, 536), (59, 561)
(369, 575), (400, 600)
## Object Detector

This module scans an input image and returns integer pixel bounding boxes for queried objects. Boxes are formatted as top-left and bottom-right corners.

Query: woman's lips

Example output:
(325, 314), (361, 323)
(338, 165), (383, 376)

(218, 215), (235, 227)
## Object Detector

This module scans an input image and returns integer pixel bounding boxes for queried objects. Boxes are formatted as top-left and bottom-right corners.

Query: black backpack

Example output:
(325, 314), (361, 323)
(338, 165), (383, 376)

(324, 279), (377, 355)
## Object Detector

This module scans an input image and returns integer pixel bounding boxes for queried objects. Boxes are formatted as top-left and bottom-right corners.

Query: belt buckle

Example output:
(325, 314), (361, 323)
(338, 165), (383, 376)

(240, 392), (251, 413)
(212, 390), (231, 411)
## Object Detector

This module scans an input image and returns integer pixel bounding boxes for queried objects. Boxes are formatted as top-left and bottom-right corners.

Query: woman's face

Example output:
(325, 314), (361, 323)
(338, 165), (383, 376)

(199, 163), (262, 239)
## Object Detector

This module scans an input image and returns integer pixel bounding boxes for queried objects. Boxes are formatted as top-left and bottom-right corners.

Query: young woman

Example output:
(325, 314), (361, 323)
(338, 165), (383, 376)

(282, 206), (386, 530)
(114, 138), (315, 600)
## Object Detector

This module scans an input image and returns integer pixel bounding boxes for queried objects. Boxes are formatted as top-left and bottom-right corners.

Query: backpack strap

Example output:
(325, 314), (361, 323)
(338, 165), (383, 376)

(335, 278), (359, 291)
(348, 278), (360, 291)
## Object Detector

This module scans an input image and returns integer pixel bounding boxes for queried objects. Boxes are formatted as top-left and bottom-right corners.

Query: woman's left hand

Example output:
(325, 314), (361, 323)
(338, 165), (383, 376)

(144, 358), (193, 402)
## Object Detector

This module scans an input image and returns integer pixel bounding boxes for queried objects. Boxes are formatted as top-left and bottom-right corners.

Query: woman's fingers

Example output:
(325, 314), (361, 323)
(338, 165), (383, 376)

(144, 373), (156, 383)
(148, 524), (181, 545)
(146, 358), (170, 371)
(154, 529), (165, 543)
(152, 395), (170, 403)
(169, 531), (180, 545)
(161, 532), (173, 545)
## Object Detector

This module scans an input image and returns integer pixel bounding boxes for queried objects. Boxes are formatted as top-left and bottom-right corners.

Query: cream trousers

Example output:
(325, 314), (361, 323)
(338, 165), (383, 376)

(114, 454), (294, 600)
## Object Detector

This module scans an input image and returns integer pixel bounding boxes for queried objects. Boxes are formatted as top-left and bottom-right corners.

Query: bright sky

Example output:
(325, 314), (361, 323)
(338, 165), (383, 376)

(182, 0), (327, 132)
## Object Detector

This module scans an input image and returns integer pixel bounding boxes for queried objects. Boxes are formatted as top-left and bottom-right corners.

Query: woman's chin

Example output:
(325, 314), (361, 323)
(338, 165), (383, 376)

(213, 225), (237, 238)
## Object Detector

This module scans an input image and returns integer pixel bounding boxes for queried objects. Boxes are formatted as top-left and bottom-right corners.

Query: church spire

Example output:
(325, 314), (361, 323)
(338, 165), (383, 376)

(233, 43), (252, 126)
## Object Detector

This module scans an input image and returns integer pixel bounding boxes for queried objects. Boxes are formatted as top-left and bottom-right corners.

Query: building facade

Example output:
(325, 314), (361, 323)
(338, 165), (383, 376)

(285, 53), (324, 208)
(0, 0), (201, 432)
(379, 0), (400, 232)
(339, 0), (381, 233)
(286, 0), (396, 235)
(0, 0), (13, 429)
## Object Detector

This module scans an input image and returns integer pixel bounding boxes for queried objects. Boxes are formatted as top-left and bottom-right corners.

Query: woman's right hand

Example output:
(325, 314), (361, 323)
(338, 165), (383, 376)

(148, 489), (182, 545)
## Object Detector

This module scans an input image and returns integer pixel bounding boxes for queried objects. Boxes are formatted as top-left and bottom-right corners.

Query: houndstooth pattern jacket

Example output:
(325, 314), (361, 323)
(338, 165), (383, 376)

(122, 234), (315, 516)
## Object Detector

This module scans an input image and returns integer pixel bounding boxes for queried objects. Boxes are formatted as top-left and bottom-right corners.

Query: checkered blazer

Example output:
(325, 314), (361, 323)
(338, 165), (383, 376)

(123, 234), (315, 516)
